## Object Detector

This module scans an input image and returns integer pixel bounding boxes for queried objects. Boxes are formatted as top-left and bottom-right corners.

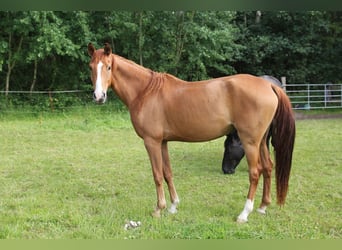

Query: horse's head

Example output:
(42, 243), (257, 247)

(87, 43), (114, 104)
(222, 132), (245, 174)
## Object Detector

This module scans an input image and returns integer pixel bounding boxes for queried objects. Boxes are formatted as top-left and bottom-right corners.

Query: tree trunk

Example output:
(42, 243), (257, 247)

(30, 59), (38, 93)
(5, 33), (23, 96)
(174, 11), (195, 75)
(138, 11), (144, 66)
(174, 11), (185, 74)
(5, 33), (13, 96)
(5, 65), (11, 97)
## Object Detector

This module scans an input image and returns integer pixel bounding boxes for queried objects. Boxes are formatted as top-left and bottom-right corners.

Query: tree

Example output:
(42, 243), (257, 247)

(0, 12), (29, 95)
(232, 11), (342, 84)
(0, 11), (93, 92)
(0, 10), (341, 98)
(25, 11), (77, 92)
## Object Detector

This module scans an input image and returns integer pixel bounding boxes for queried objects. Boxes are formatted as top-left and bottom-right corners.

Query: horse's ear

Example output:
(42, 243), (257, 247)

(104, 43), (112, 55)
(88, 43), (96, 57)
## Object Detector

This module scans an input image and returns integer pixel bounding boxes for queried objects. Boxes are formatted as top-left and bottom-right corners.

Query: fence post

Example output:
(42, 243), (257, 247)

(307, 83), (310, 108)
(49, 91), (54, 112)
(281, 76), (286, 91)
(324, 84), (327, 108)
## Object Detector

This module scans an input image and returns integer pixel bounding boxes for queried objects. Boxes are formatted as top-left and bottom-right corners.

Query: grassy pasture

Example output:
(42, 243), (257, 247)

(0, 106), (341, 239)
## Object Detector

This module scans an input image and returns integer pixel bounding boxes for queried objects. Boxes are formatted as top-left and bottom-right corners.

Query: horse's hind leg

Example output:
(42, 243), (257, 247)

(236, 142), (262, 223)
(162, 141), (180, 214)
(257, 133), (273, 214)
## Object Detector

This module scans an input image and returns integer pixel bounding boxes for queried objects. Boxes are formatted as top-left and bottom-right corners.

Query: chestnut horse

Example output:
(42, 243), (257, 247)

(87, 43), (296, 223)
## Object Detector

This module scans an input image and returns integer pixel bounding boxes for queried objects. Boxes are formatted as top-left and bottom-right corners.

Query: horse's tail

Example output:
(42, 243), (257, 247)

(271, 85), (296, 205)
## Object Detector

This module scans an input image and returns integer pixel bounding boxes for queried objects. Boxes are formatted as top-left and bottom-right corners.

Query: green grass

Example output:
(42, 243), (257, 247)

(0, 106), (341, 239)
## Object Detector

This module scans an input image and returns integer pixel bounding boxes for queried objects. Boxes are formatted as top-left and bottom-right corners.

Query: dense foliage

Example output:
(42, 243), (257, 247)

(0, 11), (341, 96)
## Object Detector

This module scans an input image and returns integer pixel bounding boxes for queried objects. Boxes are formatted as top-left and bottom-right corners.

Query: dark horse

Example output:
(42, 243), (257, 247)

(87, 43), (295, 223)
(222, 75), (283, 174)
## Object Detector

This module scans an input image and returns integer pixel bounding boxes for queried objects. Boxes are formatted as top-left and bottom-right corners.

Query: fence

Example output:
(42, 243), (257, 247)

(0, 90), (92, 113)
(285, 83), (342, 110)
(0, 90), (127, 115)
(1, 83), (342, 112)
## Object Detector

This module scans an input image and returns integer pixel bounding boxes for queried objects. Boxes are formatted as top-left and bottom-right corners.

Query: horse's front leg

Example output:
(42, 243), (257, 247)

(161, 141), (180, 214)
(144, 138), (166, 217)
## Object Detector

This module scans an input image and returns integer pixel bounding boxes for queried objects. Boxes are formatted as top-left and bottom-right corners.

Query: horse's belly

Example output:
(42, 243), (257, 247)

(165, 115), (232, 142)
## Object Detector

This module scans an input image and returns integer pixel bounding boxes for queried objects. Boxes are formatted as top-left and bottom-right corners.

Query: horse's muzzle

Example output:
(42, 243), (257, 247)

(93, 91), (107, 104)
(222, 159), (240, 175)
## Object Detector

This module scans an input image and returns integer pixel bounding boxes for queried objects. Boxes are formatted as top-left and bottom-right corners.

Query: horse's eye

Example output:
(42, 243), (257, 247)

(107, 66), (111, 71)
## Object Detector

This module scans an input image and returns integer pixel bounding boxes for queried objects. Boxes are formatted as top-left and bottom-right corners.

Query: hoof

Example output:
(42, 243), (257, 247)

(168, 200), (180, 214)
(256, 206), (267, 215)
(236, 216), (248, 224)
(151, 209), (161, 218)
(256, 208), (266, 215)
(168, 207), (178, 214)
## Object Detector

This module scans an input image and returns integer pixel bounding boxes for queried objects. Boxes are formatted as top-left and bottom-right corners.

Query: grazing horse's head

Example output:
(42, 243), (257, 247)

(222, 132), (245, 174)
(87, 43), (114, 104)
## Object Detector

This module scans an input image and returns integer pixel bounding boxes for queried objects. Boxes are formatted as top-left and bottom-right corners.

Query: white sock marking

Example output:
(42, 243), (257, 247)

(257, 205), (267, 215)
(237, 199), (254, 223)
(168, 198), (180, 214)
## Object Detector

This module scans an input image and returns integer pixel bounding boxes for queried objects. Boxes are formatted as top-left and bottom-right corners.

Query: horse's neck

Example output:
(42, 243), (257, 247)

(112, 55), (153, 107)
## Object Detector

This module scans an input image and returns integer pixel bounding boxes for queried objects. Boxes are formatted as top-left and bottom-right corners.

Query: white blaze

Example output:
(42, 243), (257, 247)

(94, 61), (104, 100)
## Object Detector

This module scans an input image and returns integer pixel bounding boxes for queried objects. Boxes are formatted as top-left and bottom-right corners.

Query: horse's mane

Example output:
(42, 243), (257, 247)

(114, 54), (155, 75)
(113, 53), (185, 85)
(114, 54), (170, 109)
